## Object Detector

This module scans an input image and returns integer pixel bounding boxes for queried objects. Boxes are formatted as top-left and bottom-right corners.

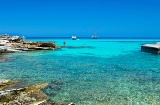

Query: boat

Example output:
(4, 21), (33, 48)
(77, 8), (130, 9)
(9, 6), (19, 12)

(91, 31), (99, 39)
(71, 36), (77, 40)
(92, 36), (99, 39)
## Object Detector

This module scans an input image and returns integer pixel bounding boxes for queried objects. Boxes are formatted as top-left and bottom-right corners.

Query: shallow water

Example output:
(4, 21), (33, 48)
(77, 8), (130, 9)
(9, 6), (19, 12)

(1, 38), (160, 104)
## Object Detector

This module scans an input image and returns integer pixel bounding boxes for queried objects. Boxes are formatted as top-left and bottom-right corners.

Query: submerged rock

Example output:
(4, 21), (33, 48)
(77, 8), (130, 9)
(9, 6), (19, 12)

(48, 85), (61, 90)
(0, 82), (49, 104)
(25, 83), (48, 93)
(51, 80), (63, 85)
(44, 80), (63, 97)
(0, 80), (75, 105)
(0, 55), (8, 62)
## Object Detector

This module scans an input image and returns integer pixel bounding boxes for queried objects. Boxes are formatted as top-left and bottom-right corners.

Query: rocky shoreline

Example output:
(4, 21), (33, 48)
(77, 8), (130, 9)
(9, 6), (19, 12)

(0, 80), (75, 105)
(0, 42), (60, 53)
(0, 34), (61, 54)
(0, 34), (75, 104)
(0, 40), (61, 62)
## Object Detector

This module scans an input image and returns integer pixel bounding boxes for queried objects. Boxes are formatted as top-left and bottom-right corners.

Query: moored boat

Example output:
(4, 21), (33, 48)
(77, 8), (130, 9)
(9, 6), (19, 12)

(92, 36), (99, 39)
(71, 36), (77, 40)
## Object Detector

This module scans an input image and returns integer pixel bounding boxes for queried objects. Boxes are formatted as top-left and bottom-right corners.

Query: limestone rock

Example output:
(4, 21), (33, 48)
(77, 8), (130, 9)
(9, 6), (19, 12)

(25, 83), (48, 93)
(0, 82), (49, 104)
(0, 80), (14, 90)
(0, 81), (75, 105)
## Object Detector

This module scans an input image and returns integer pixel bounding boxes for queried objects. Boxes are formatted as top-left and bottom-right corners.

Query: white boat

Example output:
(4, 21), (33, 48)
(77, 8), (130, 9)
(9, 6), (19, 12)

(92, 36), (99, 39)
(71, 36), (77, 40)
(92, 30), (99, 39)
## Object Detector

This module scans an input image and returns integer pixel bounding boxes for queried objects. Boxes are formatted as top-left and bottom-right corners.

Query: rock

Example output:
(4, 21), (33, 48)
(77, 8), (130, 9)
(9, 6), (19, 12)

(44, 80), (63, 98)
(0, 80), (75, 105)
(38, 42), (56, 47)
(4, 81), (28, 90)
(45, 91), (58, 96)
(0, 80), (14, 90)
(28, 89), (49, 101)
(48, 85), (61, 90)
(0, 83), (49, 104)
(25, 83), (48, 93)
(51, 80), (63, 85)
(30, 100), (47, 105)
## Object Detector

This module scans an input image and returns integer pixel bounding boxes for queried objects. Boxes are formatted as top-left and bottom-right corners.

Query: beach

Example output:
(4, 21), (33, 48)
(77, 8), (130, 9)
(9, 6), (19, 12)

(1, 37), (160, 104)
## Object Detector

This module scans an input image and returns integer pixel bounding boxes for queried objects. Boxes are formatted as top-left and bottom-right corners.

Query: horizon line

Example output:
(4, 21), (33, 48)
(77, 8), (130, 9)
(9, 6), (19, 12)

(25, 36), (160, 39)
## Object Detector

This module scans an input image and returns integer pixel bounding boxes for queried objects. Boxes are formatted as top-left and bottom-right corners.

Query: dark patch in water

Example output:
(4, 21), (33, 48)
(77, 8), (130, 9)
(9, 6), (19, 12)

(44, 80), (63, 97)
(149, 69), (160, 73)
(0, 56), (14, 62)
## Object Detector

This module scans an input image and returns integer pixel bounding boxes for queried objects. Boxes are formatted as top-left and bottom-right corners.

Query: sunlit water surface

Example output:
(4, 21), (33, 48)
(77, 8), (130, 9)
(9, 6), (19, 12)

(1, 38), (160, 105)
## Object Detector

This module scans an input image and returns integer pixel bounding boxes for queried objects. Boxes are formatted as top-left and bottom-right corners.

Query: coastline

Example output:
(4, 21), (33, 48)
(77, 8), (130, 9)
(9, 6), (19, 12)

(0, 34), (61, 54)
(0, 35), (68, 104)
(1, 37), (160, 104)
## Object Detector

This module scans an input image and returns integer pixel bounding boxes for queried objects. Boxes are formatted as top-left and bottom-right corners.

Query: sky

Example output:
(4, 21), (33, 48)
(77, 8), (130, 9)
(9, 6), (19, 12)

(0, 0), (160, 38)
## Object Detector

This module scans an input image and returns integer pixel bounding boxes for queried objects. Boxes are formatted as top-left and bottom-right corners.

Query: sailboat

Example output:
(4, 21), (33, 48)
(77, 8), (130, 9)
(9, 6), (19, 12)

(92, 36), (99, 39)
(91, 31), (99, 39)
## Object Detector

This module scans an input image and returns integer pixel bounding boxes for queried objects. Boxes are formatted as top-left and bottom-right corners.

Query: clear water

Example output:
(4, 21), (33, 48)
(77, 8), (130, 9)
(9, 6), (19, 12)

(1, 38), (160, 105)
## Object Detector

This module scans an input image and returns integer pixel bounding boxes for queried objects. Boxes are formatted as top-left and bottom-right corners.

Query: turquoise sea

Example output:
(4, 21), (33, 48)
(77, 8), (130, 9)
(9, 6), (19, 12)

(1, 37), (160, 105)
